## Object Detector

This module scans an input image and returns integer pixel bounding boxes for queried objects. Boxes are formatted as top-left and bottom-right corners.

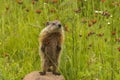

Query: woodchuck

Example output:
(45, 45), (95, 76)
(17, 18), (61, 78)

(39, 20), (64, 75)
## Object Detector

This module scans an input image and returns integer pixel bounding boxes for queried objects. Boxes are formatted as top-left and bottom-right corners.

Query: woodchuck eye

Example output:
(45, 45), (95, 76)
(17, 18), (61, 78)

(58, 24), (61, 28)
(46, 22), (50, 26)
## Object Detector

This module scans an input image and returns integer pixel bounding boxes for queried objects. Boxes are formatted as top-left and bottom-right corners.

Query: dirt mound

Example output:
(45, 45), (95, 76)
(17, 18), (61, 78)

(23, 71), (64, 80)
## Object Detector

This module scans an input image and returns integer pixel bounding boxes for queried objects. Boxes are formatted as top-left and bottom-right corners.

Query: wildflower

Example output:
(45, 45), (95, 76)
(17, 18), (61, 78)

(102, 11), (110, 17)
(50, 9), (56, 13)
(17, 0), (23, 4)
(88, 22), (93, 27)
(91, 19), (97, 24)
(74, 9), (81, 13)
(95, 10), (103, 14)
(97, 33), (104, 37)
(88, 31), (95, 36)
(108, 22), (110, 25)
(101, 0), (106, 3)
(111, 31), (116, 35)
(44, 3), (47, 5)
(3, 53), (9, 57)
(32, 1), (35, 4)
(52, 0), (58, 3)
(110, 15), (113, 17)
(115, 38), (120, 42)
(112, 2), (120, 6)
(35, 10), (42, 14)
(64, 25), (69, 32)
(117, 47), (120, 52)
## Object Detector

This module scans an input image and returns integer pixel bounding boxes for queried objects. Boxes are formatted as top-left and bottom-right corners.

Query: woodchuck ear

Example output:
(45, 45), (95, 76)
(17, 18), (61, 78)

(45, 21), (50, 26)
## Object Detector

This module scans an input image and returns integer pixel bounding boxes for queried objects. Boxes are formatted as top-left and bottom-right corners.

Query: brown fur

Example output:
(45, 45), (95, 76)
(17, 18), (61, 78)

(39, 20), (64, 75)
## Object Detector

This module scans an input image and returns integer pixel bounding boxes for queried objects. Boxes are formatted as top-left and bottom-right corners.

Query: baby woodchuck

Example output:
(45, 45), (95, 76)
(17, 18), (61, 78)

(39, 20), (64, 75)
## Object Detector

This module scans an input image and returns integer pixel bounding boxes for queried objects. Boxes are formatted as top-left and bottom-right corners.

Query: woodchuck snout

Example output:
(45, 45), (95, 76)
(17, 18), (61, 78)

(39, 20), (64, 75)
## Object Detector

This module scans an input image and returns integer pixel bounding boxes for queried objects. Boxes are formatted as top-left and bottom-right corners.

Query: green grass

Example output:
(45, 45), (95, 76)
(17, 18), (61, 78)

(0, 0), (120, 80)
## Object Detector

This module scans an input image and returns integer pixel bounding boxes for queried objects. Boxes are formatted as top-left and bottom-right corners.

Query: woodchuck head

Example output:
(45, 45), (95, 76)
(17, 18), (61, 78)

(45, 20), (63, 33)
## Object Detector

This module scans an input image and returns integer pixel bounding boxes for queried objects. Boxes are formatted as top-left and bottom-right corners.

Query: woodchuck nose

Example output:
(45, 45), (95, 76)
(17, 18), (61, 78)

(39, 20), (64, 75)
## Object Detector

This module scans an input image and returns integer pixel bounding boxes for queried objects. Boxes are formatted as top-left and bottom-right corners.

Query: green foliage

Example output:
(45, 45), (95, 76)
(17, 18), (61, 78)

(0, 0), (120, 80)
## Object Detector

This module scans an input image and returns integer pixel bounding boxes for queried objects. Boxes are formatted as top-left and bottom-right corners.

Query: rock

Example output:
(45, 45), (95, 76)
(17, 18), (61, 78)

(23, 71), (64, 80)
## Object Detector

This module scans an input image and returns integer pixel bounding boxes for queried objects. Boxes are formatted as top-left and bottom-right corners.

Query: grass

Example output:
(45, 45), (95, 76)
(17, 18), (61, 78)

(0, 0), (120, 80)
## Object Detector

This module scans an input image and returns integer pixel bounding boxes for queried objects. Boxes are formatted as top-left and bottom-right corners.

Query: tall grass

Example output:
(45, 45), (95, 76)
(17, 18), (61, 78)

(0, 0), (120, 80)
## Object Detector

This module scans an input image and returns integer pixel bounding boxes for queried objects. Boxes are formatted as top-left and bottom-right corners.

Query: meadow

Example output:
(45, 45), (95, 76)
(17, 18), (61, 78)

(0, 0), (120, 80)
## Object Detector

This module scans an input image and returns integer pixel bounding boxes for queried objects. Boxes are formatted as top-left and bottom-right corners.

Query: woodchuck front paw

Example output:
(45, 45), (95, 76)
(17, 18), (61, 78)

(41, 45), (45, 52)
(39, 71), (46, 75)
(57, 46), (61, 52)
